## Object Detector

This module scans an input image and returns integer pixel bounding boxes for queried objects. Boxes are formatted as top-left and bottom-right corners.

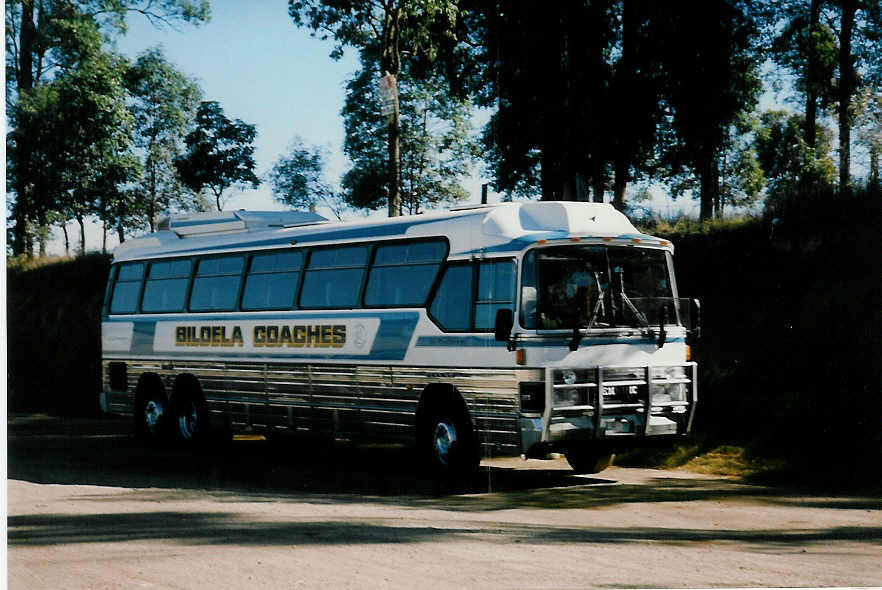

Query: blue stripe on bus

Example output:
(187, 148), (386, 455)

(131, 321), (157, 354)
(415, 335), (507, 348)
(415, 335), (686, 347)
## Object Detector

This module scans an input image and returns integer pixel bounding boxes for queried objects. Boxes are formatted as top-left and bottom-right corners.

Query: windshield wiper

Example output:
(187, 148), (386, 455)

(614, 267), (651, 329)
(569, 279), (607, 351)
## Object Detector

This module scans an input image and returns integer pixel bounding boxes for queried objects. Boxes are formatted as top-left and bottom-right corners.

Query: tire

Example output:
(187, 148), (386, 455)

(134, 385), (169, 442)
(419, 400), (480, 476)
(171, 392), (209, 445)
(565, 446), (614, 474)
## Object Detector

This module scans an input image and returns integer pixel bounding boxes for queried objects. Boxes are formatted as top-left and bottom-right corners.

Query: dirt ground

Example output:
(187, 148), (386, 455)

(7, 414), (882, 589)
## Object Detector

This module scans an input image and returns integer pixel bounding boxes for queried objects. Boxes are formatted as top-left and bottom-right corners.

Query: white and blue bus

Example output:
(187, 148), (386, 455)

(101, 201), (698, 474)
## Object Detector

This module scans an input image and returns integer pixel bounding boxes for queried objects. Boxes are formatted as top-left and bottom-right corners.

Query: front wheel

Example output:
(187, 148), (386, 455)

(420, 405), (480, 476)
(565, 446), (614, 474)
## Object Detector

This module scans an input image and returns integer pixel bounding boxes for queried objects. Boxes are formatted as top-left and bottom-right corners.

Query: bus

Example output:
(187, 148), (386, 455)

(101, 201), (698, 474)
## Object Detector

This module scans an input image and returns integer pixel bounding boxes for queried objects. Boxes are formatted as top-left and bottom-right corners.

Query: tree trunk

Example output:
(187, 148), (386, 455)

(117, 223), (126, 244)
(699, 153), (717, 221)
(12, 0), (37, 257)
(805, 0), (821, 149)
(77, 214), (86, 255)
(612, 158), (628, 211)
(62, 222), (70, 255)
(838, 0), (856, 194)
(591, 150), (605, 203)
(870, 147), (880, 189)
(382, 5), (402, 217)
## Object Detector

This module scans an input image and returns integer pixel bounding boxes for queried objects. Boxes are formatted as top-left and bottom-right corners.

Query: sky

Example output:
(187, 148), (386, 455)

(51, 0), (707, 254)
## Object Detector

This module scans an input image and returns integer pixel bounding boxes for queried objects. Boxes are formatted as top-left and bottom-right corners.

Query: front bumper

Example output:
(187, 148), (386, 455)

(521, 363), (697, 455)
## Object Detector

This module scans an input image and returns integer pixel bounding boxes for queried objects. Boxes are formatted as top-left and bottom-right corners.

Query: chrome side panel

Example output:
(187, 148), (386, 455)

(103, 359), (523, 455)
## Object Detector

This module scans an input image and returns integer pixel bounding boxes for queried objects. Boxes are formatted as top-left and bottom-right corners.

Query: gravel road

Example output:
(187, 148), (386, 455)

(7, 414), (882, 589)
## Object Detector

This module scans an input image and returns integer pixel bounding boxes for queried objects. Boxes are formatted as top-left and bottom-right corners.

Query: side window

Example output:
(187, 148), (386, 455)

(475, 260), (516, 330)
(141, 259), (192, 313)
(241, 250), (303, 310)
(189, 255), (244, 312)
(299, 245), (368, 309)
(364, 240), (447, 307)
(109, 262), (145, 314)
(429, 263), (473, 331)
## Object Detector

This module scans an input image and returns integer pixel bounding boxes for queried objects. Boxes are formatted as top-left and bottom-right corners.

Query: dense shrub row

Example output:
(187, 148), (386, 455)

(653, 187), (881, 482)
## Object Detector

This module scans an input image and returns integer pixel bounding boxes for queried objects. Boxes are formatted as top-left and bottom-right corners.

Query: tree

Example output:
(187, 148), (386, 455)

(289, 0), (460, 217)
(754, 110), (836, 212)
(175, 101), (260, 211)
(654, 0), (763, 220)
(7, 19), (140, 254)
(341, 54), (477, 214)
(125, 47), (203, 232)
(268, 138), (345, 219)
(5, 0), (209, 256)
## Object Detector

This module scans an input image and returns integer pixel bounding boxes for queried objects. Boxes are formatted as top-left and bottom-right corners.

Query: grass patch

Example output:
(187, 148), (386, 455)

(616, 441), (787, 479)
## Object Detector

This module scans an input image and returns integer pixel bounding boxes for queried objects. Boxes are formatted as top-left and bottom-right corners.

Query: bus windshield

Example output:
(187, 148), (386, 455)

(520, 245), (676, 330)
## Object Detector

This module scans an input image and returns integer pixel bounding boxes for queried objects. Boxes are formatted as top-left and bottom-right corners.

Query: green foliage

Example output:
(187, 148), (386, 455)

(5, 0), (210, 255)
(268, 137), (345, 219)
(125, 47), (204, 230)
(754, 110), (836, 213)
(9, 40), (141, 251)
(175, 101), (260, 211)
(341, 56), (477, 214)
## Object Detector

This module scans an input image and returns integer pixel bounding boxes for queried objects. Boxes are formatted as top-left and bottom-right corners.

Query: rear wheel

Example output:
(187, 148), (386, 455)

(565, 446), (614, 474)
(134, 385), (168, 442)
(172, 393), (209, 444)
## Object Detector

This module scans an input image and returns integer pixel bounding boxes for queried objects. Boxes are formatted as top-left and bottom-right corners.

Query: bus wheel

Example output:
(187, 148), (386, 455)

(420, 404), (479, 475)
(134, 386), (168, 442)
(172, 393), (208, 444)
(564, 446), (614, 474)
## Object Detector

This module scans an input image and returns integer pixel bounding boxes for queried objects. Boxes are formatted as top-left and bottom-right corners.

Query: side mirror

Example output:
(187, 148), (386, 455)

(494, 308), (514, 344)
(689, 298), (701, 341)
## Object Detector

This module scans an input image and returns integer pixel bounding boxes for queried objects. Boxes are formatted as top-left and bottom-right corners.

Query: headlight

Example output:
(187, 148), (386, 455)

(554, 387), (584, 407)
(652, 383), (686, 405)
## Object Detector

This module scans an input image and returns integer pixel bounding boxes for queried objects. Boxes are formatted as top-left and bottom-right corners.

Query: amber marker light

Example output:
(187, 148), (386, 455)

(632, 238), (641, 244)
(660, 240), (669, 247)
(569, 237), (581, 242)
(516, 349), (526, 365)
(536, 239), (547, 245)
(602, 237), (612, 242)
(685, 345), (692, 361)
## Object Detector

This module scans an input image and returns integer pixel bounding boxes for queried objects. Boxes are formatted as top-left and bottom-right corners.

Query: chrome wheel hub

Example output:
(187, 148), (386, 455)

(143, 400), (163, 434)
(178, 402), (198, 440)
(433, 421), (457, 466)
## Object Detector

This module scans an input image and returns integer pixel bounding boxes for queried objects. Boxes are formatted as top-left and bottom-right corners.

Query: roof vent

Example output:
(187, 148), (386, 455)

(158, 210), (328, 238)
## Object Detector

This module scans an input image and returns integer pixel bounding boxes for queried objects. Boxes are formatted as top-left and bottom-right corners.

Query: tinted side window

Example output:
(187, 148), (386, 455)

(109, 262), (145, 314)
(141, 259), (191, 313)
(364, 240), (446, 307)
(299, 246), (368, 309)
(474, 260), (516, 330)
(242, 251), (304, 310)
(189, 255), (244, 312)
(429, 264), (472, 331)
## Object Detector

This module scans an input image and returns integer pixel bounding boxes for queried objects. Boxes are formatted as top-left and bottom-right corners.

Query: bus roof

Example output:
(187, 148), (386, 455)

(112, 201), (672, 262)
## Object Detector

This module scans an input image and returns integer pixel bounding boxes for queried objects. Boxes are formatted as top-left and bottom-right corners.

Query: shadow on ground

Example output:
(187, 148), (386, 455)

(9, 509), (882, 549)
(9, 414), (882, 513)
